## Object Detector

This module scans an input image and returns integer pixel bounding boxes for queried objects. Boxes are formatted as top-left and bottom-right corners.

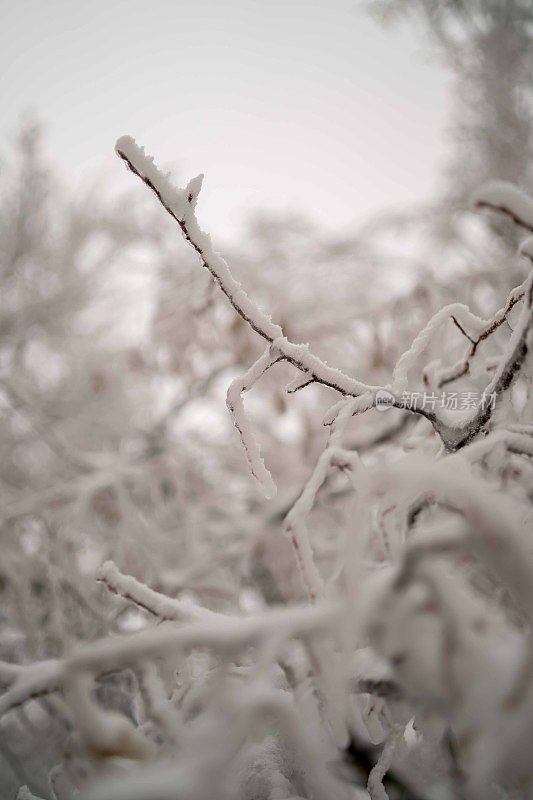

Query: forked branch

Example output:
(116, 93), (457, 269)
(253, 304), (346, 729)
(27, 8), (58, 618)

(115, 139), (533, 487)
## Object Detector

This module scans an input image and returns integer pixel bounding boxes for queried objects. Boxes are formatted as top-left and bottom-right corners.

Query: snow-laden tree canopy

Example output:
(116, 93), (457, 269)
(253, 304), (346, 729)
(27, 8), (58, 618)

(2, 130), (533, 800)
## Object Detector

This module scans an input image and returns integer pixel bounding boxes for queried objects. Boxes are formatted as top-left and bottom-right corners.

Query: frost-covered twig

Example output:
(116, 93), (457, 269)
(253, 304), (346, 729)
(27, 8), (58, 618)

(226, 343), (282, 497)
(96, 560), (220, 622)
(114, 139), (478, 459)
(433, 271), (533, 451)
(115, 137), (533, 476)
(0, 604), (337, 722)
(374, 458), (533, 619)
(67, 601), (338, 677)
(114, 138), (377, 391)
(0, 659), (63, 718)
(284, 398), (365, 602)
(431, 282), (527, 388)
(392, 304), (486, 393)
(283, 447), (355, 602)
(471, 180), (533, 233)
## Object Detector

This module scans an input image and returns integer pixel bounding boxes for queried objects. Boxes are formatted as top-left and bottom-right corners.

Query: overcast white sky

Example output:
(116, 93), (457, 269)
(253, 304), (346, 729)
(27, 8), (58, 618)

(2, 0), (450, 240)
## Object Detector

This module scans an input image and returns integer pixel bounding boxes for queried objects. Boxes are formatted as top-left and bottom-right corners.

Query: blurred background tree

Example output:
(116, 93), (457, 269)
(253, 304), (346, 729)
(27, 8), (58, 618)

(372, 0), (533, 274)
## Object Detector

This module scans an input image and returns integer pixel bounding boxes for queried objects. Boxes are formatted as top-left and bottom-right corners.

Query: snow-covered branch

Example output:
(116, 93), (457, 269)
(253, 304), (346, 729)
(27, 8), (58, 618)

(226, 343), (282, 497)
(471, 180), (533, 233)
(0, 659), (63, 718)
(6, 123), (533, 800)
(434, 283), (527, 387)
(115, 137), (533, 490)
(0, 598), (338, 721)
(96, 560), (219, 622)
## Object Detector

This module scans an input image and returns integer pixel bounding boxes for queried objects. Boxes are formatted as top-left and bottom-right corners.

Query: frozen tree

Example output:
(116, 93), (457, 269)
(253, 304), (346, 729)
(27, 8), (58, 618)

(1, 131), (532, 799)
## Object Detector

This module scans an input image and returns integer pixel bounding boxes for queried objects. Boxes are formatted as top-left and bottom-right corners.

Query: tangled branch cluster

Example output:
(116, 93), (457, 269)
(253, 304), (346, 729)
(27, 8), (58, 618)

(4, 141), (533, 800)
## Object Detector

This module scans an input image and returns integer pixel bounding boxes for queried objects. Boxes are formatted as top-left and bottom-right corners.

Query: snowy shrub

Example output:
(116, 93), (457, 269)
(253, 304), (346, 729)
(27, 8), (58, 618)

(2, 133), (533, 800)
